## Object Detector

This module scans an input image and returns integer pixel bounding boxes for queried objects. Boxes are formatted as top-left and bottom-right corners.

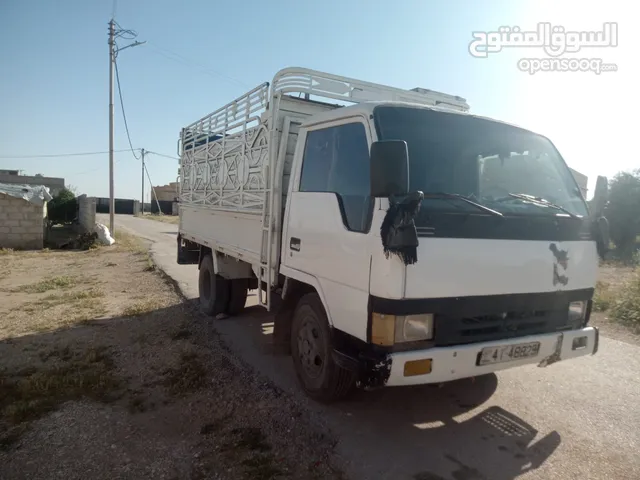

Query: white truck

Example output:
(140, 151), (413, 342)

(176, 67), (610, 401)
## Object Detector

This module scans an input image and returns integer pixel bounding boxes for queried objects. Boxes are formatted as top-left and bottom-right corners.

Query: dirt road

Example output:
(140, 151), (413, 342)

(103, 214), (640, 480)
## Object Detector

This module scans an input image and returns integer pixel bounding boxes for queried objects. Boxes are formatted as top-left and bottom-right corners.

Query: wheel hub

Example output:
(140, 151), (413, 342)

(297, 315), (324, 379)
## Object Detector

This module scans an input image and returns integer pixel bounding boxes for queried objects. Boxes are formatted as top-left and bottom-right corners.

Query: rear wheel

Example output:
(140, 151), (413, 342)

(226, 278), (248, 315)
(198, 254), (229, 316)
(291, 293), (355, 402)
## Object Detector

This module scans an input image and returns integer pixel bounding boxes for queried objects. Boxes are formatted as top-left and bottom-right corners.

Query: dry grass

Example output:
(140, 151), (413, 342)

(0, 346), (119, 424)
(5, 290), (108, 335)
(122, 298), (166, 317)
(41, 289), (105, 306)
(610, 273), (640, 330)
(113, 230), (155, 273)
(163, 350), (209, 396)
(14, 275), (78, 294)
(593, 281), (616, 312)
(0, 231), (345, 480)
(113, 230), (148, 254)
(591, 266), (640, 341)
(0, 239), (174, 450)
(137, 213), (179, 225)
(0, 230), (174, 340)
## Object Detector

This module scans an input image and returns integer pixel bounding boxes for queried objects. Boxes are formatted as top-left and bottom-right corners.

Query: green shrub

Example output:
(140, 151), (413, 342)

(48, 188), (77, 225)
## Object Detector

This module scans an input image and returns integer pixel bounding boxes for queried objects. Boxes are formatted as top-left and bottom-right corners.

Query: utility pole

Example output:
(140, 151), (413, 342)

(107, 19), (144, 234)
(144, 163), (163, 215)
(141, 148), (145, 214)
(108, 19), (115, 236)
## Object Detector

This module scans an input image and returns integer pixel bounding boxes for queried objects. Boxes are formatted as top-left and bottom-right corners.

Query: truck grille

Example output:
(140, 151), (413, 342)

(434, 309), (572, 347)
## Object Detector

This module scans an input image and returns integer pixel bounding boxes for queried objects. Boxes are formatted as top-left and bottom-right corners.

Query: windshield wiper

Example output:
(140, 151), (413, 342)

(504, 193), (580, 219)
(423, 192), (503, 217)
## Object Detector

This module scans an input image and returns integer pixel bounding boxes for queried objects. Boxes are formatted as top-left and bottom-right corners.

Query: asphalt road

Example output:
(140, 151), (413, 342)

(100, 214), (640, 480)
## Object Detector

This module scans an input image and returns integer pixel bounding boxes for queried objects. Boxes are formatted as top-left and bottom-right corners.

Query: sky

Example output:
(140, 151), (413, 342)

(0, 0), (636, 201)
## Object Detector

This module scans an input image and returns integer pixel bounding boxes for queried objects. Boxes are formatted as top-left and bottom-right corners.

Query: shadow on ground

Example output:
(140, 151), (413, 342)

(0, 301), (344, 480)
(220, 304), (562, 480)
(1, 298), (562, 480)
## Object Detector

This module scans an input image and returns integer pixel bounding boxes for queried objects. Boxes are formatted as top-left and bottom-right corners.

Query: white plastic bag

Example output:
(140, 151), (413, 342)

(94, 223), (115, 246)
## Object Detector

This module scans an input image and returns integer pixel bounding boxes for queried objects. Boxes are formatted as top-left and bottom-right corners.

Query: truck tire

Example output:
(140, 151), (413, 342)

(226, 278), (248, 316)
(290, 293), (355, 402)
(198, 254), (229, 316)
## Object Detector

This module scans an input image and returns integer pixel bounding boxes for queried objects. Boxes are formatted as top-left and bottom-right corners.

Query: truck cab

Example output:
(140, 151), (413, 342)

(177, 67), (609, 401)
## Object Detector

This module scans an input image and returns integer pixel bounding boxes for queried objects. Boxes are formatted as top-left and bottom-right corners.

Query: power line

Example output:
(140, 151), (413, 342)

(114, 59), (140, 160)
(144, 161), (162, 213)
(114, 21), (137, 40)
(0, 149), (137, 159)
(0, 148), (177, 161)
(147, 151), (180, 161)
(146, 42), (250, 88)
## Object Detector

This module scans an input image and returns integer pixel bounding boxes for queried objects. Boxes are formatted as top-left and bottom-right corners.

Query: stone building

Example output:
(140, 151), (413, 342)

(153, 182), (179, 202)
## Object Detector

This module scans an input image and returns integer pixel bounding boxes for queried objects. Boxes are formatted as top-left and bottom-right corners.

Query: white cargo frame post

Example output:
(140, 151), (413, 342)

(178, 67), (470, 310)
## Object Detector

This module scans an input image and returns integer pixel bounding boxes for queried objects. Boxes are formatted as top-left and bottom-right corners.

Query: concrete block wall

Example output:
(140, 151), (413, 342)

(0, 193), (47, 249)
(77, 194), (97, 233)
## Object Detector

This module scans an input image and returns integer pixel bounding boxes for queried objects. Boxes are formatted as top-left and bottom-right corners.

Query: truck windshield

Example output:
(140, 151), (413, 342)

(373, 106), (588, 218)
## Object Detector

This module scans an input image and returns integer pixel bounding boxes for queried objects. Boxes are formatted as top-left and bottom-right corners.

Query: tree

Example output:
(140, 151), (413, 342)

(605, 169), (640, 261)
(47, 188), (78, 226)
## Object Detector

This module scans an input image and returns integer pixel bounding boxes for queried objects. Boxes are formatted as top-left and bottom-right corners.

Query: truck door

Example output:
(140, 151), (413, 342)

(281, 117), (374, 341)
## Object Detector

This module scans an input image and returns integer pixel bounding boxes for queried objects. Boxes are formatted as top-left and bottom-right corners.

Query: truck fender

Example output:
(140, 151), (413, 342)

(280, 269), (333, 326)
(272, 270), (333, 355)
(197, 245), (212, 269)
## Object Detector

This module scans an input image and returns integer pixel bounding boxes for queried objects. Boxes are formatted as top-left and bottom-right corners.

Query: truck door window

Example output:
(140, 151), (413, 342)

(299, 122), (372, 233)
(299, 128), (333, 192)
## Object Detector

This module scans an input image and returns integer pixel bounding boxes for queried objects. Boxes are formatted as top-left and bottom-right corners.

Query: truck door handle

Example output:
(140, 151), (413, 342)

(290, 237), (301, 252)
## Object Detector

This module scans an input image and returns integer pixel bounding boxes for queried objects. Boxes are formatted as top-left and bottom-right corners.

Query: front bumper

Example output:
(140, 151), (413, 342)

(384, 326), (598, 387)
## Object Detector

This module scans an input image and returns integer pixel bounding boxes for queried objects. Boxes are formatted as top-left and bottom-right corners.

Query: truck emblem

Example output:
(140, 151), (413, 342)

(549, 243), (569, 286)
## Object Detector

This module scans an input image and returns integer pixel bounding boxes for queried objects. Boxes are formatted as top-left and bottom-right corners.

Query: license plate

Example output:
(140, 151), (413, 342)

(478, 341), (541, 366)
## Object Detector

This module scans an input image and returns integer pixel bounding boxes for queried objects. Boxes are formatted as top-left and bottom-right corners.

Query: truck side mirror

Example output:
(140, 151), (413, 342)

(591, 175), (608, 217)
(370, 140), (410, 198)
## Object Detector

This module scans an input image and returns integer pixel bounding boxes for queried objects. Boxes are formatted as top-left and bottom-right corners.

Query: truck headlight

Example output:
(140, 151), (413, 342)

(371, 313), (434, 345)
(568, 301), (587, 324)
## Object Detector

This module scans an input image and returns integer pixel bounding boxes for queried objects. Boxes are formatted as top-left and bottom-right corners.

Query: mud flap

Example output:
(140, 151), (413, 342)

(272, 294), (292, 355)
(176, 234), (199, 265)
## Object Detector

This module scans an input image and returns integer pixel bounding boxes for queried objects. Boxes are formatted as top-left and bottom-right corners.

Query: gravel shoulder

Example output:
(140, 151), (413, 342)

(0, 238), (345, 480)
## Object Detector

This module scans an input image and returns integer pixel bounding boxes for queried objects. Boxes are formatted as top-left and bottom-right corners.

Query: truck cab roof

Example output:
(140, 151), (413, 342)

(297, 100), (531, 136)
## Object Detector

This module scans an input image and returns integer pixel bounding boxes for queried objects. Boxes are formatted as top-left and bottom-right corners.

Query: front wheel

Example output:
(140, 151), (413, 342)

(198, 254), (229, 316)
(290, 293), (355, 402)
